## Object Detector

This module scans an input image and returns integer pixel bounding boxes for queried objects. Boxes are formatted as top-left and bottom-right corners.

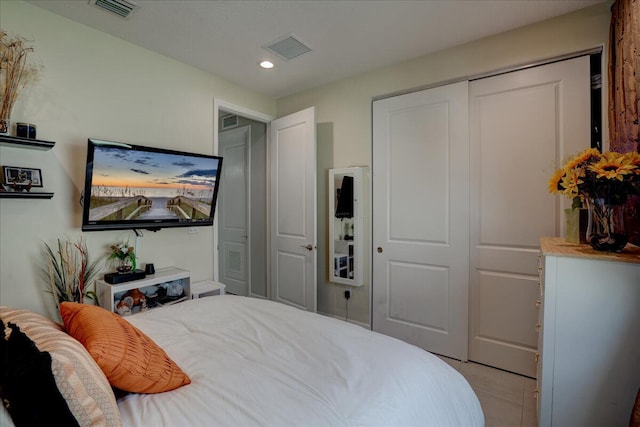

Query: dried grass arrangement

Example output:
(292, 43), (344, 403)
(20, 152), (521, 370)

(42, 237), (104, 309)
(0, 30), (42, 128)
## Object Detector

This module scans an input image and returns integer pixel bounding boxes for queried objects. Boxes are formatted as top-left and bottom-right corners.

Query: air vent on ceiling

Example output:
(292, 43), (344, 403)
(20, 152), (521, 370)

(90, 0), (138, 19)
(263, 34), (312, 61)
(221, 115), (238, 130)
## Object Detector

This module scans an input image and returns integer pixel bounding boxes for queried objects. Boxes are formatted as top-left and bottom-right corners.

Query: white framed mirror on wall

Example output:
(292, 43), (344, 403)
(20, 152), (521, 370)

(328, 167), (368, 287)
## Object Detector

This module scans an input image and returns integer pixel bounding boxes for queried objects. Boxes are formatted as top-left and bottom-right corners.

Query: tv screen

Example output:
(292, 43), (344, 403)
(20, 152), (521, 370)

(81, 138), (223, 231)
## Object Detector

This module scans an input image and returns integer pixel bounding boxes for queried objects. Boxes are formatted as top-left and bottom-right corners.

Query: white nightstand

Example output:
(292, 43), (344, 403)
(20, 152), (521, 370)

(96, 267), (190, 316)
(191, 281), (226, 299)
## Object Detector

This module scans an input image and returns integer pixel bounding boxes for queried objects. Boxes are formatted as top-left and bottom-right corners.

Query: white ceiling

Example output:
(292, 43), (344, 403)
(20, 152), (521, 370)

(26, 0), (605, 99)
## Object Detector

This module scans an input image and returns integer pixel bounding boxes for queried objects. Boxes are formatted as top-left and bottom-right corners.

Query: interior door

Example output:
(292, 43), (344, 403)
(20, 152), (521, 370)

(218, 125), (250, 296)
(372, 81), (470, 360)
(270, 107), (317, 312)
(468, 56), (590, 376)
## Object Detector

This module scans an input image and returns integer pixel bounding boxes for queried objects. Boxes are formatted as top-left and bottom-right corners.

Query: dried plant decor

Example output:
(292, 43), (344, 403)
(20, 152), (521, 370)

(42, 237), (103, 309)
(0, 30), (42, 126)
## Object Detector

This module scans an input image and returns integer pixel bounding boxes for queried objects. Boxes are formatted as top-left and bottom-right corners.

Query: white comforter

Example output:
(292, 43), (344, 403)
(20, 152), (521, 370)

(119, 296), (483, 426)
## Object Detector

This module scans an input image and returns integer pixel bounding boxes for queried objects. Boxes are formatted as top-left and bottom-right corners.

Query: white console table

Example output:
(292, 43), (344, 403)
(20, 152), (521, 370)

(537, 237), (640, 427)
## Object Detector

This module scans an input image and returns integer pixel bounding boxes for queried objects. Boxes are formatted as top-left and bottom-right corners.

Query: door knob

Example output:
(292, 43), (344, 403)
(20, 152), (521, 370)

(300, 244), (314, 251)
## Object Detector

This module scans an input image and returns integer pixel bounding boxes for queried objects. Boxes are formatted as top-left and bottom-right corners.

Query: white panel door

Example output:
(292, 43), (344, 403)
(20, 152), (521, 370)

(270, 107), (317, 312)
(218, 125), (250, 296)
(372, 81), (470, 360)
(468, 56), (590, 376)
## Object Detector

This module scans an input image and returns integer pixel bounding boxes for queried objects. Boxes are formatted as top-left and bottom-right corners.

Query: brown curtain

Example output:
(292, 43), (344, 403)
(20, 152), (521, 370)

(609, 0), (640, 246)
(632, 389), (640, 427)
(608, 0), (640, 153)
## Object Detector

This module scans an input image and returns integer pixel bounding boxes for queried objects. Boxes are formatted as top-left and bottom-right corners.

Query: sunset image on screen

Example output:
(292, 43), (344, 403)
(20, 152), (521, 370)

(88, 145), (220, 222)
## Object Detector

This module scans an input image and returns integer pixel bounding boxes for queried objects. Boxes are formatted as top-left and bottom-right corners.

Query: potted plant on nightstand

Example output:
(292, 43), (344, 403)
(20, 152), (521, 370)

(108, 241), (137, 273)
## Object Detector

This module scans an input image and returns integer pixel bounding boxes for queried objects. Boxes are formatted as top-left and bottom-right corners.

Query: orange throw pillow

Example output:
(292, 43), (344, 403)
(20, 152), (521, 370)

(60, 302), (191, 394)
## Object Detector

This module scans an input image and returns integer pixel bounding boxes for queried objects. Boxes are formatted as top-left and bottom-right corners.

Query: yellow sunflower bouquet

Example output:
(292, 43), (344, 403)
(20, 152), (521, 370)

(549, 148), (640, 251)
(548, 148), (640, 207)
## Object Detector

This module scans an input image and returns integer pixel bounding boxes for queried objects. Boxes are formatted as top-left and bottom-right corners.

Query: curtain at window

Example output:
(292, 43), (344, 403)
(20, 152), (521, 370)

(608, 0), (639, 153)
(609, 0), (640, 247)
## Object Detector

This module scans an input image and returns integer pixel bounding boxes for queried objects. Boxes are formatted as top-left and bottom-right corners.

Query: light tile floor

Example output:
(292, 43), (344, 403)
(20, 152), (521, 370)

(438, 355), (537, 427)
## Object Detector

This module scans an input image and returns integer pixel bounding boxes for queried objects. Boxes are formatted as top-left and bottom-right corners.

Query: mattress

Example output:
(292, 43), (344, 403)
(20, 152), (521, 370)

(117, 295), (483, 426)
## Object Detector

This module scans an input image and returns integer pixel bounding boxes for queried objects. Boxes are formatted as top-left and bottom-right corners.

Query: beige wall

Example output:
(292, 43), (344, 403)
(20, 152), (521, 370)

(277, 2), (612, 325)
(0, 1), (276, 318)
(1, 1), (612, 324)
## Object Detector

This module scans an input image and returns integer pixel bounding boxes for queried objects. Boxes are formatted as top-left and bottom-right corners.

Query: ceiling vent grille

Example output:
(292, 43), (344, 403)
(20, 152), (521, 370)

(263, 34), (312, 61)
(90, 0), (138, 19)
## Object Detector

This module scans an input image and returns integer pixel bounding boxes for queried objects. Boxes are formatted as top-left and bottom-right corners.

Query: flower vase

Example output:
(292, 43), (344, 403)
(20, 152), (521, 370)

(564, 208), (589, 244)
(116, 258), (133, 274)
(586, 197), (629, 252)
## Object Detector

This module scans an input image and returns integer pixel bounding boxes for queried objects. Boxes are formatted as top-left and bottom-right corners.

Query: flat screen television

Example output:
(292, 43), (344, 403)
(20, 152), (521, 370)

(81, 138), (223, 231)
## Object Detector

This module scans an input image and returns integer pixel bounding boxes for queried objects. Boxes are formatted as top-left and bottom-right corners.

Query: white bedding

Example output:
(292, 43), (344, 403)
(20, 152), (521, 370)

(119, 296), (483, 426)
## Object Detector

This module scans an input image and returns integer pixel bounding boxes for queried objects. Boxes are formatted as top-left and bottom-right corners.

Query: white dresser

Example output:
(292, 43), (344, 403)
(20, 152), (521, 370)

(538, 237), (640, 427)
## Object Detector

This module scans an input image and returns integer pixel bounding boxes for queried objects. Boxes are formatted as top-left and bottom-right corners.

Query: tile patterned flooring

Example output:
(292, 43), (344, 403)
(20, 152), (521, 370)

(438, 356), (537, 427)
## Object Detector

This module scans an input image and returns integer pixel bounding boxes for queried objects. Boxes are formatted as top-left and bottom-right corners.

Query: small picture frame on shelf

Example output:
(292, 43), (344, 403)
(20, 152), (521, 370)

(2, 166), (43, 190)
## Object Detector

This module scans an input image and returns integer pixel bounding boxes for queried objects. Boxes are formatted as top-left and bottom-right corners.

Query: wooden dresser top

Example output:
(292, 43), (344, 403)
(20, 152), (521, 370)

(540, 237), (640, 265)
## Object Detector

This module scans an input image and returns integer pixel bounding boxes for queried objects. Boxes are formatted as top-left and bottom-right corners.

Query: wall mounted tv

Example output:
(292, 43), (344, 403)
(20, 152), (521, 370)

(81, 138), (223, 232)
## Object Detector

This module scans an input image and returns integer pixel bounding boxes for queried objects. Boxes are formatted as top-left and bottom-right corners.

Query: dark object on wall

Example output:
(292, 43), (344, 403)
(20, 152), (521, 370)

(81, 138), (223, 232)
(16, 123), (27, 138)
(16, 123), (36, 139)
(335, 176), (354, 218)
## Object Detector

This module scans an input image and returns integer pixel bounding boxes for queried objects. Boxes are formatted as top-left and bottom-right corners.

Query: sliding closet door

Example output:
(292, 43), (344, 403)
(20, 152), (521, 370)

(468, 56), (590, 376)
(372, 81), (470, 360)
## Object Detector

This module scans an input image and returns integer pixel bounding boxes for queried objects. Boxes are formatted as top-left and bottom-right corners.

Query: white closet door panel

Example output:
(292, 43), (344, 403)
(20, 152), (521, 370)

(476, 83), (558, 246)
(388, 261), (449, 331)
(469, 56), (591, 376)
(373, 81), (469, 360)
(475, 271), (539, 346)
(388, 102), (449, 243)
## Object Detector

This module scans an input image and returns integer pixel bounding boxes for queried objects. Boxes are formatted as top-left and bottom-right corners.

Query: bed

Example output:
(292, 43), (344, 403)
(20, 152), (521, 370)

(1, 296), (484, 426)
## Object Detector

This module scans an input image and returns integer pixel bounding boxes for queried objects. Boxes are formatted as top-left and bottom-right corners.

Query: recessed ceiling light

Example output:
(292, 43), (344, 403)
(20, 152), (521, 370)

(260, 60), (274, 69)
